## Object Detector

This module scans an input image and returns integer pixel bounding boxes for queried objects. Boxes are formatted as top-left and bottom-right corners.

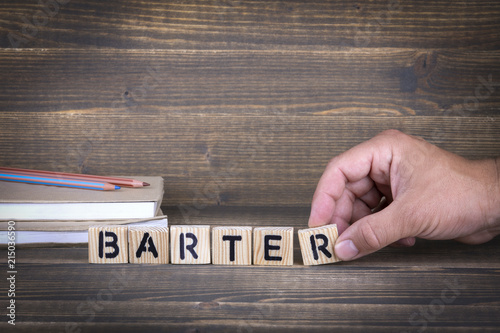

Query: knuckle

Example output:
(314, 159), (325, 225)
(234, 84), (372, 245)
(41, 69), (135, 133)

(358, 220), (385, 250)
(380, 129), (402, 138)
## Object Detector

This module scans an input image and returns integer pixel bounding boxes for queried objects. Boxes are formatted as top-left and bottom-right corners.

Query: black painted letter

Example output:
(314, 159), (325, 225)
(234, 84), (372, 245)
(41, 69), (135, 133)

(98, 231), (120, 259)
(135, 232), (159, 258)
(264, 235), (282, 261)
(222, 235), (242, 262)
(309, 234), (332, 260)
(180, 232), (198, 260)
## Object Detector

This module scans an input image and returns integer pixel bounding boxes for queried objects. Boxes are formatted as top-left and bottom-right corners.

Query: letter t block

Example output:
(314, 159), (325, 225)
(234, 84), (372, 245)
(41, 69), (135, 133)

(298, 224), (341, 265)
(128, 226), (169, 264)
(253, 227), (293, 266)
(212, 226), (252, 265)
(88, 226), (128, 264)
(170, 225), (211, 264)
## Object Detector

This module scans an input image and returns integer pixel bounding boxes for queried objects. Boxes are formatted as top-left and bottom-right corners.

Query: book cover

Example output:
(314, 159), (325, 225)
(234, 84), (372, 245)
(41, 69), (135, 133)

(0, 176), (164, 221)
(0, 215), (168, 246)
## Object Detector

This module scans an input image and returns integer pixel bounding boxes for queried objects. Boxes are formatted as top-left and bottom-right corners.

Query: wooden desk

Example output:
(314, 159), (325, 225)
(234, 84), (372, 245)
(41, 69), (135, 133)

(1, 1), (499, 331)
(2, 206), (500, 332)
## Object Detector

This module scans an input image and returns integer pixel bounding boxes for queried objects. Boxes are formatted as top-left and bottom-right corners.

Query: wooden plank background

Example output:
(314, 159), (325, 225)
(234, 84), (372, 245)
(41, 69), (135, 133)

(0, 0), (499, 207)
(0, 2), (499, 331)
(3, 207), (500, 332)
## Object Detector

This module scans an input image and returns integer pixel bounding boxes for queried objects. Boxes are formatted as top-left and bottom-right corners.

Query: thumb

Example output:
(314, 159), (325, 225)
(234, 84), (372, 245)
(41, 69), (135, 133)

(334, 205), (410, 261)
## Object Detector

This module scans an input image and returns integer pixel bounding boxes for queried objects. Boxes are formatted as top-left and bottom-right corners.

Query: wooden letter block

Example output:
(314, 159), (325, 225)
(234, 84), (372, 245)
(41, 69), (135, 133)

(298, 224), (340, 265)
(253, 227), (293, 266)
(212, 226), (252, 265)
(88, 226), (128, 264)
(128, 226), (169, 264)
(170, 225), (211, 264)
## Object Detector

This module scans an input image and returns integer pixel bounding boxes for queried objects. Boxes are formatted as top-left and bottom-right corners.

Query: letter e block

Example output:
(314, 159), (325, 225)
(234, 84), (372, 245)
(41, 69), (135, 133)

(212, 226), (252, 265)
(89, 226), (128, 264)
(298, 225), (340, 265)
(253, 227), (293, 266)
(170, 225), (210, 264)
(129, 226), (169, 264)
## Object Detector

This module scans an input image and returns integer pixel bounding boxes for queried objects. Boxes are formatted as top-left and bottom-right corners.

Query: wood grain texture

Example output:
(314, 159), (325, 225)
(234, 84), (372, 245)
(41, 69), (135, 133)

(212, 226), (252, 265)
(0, 47), (498, 206)
(1, 0), (499, 331)
(298, 224), (340, 265)
(1, 111), (498, 206)
(170, 225), (211, 264)
(1, 2), (499, 208)
(0, 49), (499, 116)
(1, 0), (500, 50)
(88, 226), (128, 264)
(128, 226), (169, 264)
(3, 206), (500, 332)
(253, 227), (293, 265)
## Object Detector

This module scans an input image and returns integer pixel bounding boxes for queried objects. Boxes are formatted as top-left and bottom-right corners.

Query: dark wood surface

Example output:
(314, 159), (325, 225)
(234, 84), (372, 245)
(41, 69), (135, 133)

(2, 206), (500, 332)
(0, 0), (499, 332)
(0, 0), (499, 206)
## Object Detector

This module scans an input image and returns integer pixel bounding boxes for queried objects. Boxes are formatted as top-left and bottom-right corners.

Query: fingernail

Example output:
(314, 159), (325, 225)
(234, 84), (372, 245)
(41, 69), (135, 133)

(335, 240), (359, 261)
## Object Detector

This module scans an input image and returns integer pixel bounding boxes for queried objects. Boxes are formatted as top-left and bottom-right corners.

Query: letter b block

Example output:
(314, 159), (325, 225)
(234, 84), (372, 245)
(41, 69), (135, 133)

(129, 226), (169, 264)
(170, 225), (210, 264)
(212, 226), (252, 265)
(253, 227), (293, 266)
(88, 226), (128, 264)
(298, 225), (340, 265)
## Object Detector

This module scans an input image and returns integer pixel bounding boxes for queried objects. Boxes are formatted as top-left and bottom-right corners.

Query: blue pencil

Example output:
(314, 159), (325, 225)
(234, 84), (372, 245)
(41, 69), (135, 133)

(0, 173), (120, 191)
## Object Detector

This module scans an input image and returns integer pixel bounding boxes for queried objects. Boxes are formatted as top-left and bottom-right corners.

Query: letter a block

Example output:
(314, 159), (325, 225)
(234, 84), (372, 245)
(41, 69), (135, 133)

(88, 226), (128, 264)
(298, 225), (340, 265)
(128, 226), (169, 264)
(212, 226), (252, 265)
(253, 227), (293, 266)
(170, 225), (211, 264)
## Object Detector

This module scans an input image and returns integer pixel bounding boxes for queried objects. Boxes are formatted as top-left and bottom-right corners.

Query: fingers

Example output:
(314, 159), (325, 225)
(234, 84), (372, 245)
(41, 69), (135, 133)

(334, 203), (413, 261)
(308, 130), (419, 261)
(351, 199), (373, 222)
(310, 129), (500, 262)
(455, 230), (497, 245)
(357, 185), (384, 210)
(308, 135), (394, 229)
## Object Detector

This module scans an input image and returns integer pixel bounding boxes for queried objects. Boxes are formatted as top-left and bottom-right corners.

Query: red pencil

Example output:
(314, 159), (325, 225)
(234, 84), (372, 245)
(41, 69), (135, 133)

(0, 167), (150, 187)
(0, 172), (120, 191)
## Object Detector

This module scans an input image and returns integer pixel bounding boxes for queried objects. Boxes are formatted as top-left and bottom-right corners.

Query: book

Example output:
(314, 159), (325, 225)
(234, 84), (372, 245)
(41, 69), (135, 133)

(0, 212), (168, 232)
(0, 215), (168, 245)
(0, 176), (164, 220)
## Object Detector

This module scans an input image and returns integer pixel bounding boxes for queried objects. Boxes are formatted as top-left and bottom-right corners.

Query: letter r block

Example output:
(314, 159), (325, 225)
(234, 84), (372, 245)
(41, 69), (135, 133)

(253, 227), (293, 266)
(88, 226), (128, 264)
(170, 225), (211, 264)
(298, 225), (341, 265)
(128, 226), (169, 264)
(212, 226), (252, 265)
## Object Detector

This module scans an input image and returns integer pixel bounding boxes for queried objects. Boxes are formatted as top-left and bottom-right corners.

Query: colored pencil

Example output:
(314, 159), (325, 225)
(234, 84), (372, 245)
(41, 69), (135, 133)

(0, 167), (149, 187)
(0, 173), (120, 191)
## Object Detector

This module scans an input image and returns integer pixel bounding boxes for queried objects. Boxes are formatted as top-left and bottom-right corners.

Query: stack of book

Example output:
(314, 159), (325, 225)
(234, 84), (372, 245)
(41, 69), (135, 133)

(0, 171), (166, 246)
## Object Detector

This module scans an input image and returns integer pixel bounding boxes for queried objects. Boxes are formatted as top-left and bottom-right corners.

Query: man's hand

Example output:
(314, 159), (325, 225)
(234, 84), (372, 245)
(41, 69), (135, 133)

(308, 129), (500, 261)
